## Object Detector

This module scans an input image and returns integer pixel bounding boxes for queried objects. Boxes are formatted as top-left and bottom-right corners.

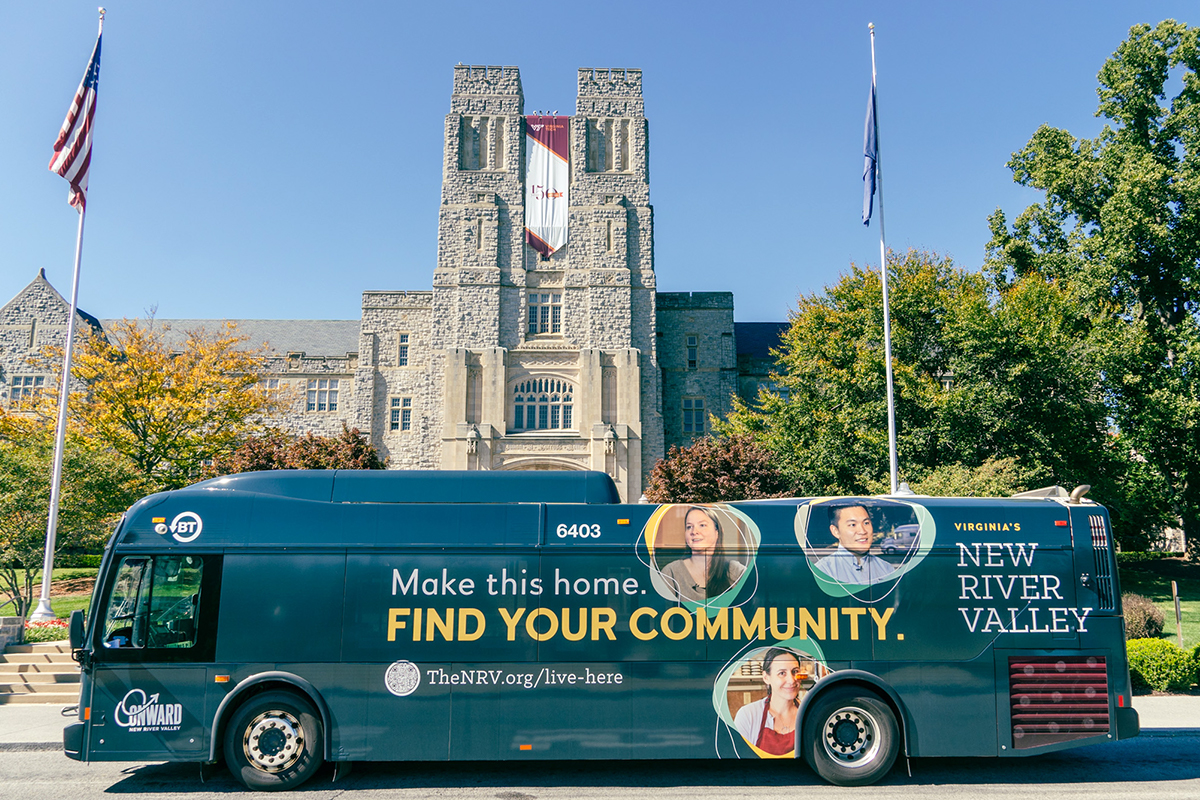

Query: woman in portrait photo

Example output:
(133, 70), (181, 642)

(658, 506), (746, 602)
(733, 648), (802, 756)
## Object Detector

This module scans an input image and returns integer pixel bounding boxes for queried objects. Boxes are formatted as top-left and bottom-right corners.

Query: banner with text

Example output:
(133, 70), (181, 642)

(525, 116), (569, 256)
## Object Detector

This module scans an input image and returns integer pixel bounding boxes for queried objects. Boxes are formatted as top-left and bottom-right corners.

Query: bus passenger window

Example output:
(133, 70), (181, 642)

(103, 557), (149, 648)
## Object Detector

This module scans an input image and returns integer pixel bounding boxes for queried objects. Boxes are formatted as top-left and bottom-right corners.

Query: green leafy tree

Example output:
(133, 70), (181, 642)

(986, 20), (1200, 554)
(721, 249), (1113, 514)
(212, 425), (387, 474)
(0, 432), (143, 618)
(644, 434), (789, 503)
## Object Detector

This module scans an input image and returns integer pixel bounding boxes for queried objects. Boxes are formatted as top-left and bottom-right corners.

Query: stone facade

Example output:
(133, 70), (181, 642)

(2, 67), (787, 502)
(0, 269), (102, 408)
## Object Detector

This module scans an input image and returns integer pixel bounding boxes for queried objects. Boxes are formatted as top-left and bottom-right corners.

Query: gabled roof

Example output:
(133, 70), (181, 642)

(2, 269), (105, 336)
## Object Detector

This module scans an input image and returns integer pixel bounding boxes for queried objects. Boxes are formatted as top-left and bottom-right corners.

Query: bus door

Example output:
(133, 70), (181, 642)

(85, 553), (221, 761)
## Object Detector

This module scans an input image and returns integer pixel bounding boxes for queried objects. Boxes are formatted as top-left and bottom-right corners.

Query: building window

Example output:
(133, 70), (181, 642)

(513, 378), (573, 431)
(259, 377), (281, 399)
(398, 333), (409, 367)
(390, 397), (412, 431)
(686, 335), (698, 370)
(683, 397), (705, 435)
(306, 379), (339, 412)
(527, 293), (562, 335)
(9, 375), (45, 407)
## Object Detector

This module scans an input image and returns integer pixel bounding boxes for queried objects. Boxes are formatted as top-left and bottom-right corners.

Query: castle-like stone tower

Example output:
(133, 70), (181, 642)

(359, 66), (663, 501)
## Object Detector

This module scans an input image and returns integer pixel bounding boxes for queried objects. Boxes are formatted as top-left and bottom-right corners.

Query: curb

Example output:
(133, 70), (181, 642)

(1137, 728), (1200, 738)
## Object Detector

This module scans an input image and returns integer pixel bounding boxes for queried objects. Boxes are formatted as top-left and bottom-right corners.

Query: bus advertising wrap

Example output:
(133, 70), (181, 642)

(71, 472), (1134, 789)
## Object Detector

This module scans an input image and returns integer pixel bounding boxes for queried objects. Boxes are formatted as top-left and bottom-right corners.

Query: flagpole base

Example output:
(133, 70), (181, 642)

(29, 599), (56, 623)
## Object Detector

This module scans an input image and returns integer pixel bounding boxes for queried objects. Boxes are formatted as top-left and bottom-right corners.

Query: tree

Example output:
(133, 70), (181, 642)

(644, 434), (789, 503)
(212, 425), (387, 474)
(880, 457), (1037, 498)
(721, 249), (1114, 512)
(0, 429), (143, 618)
(41, 319), (275, 489)
(986, 20), (1200, 554)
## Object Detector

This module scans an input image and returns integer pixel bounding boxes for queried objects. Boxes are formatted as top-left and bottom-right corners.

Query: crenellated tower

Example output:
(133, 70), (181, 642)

(371, 65), (662, 501)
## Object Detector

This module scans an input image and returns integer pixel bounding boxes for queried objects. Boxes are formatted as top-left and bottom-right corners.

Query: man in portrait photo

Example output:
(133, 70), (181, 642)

(813, 504), (896, 585)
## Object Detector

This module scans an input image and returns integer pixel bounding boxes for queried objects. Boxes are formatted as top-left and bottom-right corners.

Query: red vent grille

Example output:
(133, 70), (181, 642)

(1010, 656), (1109, 749)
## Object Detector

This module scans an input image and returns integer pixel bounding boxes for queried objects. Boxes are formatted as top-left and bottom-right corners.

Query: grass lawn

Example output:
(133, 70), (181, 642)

(1118, 556), (1200, 651)
(0, 566), (98, 620)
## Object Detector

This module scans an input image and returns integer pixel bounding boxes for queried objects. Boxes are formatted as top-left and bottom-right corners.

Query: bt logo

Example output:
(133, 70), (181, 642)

(153, 511), (203, 543)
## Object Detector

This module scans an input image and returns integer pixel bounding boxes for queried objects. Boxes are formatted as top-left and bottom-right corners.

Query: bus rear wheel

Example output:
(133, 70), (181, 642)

(224, 691), (324, 791)
(802, 687), (898, 786)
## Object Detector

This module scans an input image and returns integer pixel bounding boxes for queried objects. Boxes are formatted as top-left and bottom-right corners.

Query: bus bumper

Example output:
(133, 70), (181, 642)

(1115, 706), (1140, 739)
(64, 722), (84, 761)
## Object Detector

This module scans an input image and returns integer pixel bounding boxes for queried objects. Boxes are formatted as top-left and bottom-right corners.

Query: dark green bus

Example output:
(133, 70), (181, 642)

(64, 470), (1138, 789)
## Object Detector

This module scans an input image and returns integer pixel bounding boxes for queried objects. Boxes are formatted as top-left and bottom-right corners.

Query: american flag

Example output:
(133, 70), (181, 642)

(49, 29), (102, 211)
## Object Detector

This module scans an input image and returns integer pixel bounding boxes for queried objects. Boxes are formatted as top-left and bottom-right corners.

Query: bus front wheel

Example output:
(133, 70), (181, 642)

(224, 691), (324, 791)
(801, 687), (898, 786)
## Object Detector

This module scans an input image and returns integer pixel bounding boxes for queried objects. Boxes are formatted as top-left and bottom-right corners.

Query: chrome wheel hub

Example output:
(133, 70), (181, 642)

(822, 706), (881, 766)
(243, 709), (304, 772)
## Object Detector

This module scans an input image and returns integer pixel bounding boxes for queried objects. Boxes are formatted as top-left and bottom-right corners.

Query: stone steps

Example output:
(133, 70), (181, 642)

(0, 639), (80, 706)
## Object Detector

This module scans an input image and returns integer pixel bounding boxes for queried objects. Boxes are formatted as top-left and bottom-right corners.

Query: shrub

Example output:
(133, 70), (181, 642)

(1123, 593), (1165, 639)
(23, 618), (69, 644)
(644, 434), (789, 503)
(1127, 638), (1196, 693)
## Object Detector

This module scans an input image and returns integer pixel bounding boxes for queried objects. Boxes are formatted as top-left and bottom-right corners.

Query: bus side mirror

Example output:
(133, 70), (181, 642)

(69, 610), (86, 650)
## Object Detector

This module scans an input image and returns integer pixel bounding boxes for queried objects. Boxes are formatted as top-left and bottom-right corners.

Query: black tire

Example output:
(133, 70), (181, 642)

(801, 686), (899, 786)
(224, 690), (324, 791)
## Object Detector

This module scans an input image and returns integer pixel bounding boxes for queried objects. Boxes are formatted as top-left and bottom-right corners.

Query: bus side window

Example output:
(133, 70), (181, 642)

(103, 557), (149, 648)
(101, 556), (205, 650)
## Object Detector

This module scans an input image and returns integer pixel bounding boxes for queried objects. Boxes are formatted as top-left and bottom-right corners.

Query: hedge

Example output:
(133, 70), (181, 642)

(1126, 638), (1197, 693)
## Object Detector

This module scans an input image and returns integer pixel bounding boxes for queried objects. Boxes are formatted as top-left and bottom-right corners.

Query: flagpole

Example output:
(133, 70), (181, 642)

(869, 22), (899, 495)
(30, 8), (104, 624)
(29, 210), (87, 622)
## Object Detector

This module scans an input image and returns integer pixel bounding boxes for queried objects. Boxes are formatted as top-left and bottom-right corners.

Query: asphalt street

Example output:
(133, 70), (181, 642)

(2, 696), (1196, 798)
(1, 733), (1197, 799)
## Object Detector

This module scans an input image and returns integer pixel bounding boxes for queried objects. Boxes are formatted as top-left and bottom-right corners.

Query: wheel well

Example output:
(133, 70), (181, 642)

(210, 677), (331, 763)
(799, 674), (910, 756)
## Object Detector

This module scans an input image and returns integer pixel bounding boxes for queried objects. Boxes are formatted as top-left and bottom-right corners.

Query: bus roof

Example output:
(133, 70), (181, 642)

(188, 469), (622, 505)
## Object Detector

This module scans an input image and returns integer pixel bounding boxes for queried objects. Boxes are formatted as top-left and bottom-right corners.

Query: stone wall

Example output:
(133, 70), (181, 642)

(657, 292), (737, 452)
(0, 617), (23, 650)
(0, 270), (100, 409)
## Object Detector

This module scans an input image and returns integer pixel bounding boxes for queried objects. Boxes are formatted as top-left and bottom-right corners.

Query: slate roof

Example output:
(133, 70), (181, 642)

(98, 319), (361, 357)
(734, 322), (789, 359)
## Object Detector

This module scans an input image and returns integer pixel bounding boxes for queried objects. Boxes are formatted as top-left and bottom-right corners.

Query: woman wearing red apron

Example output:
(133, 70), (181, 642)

(733, 648), (802, 757)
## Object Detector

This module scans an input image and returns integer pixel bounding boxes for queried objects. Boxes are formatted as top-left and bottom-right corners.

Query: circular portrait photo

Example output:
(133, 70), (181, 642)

(645, 504), (759, 606)
(796, 498), (934, 594)
(718, 646), (832, 758)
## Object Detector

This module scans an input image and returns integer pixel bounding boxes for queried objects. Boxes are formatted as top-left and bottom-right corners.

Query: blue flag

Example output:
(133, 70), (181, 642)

(862, 81), (877, 226)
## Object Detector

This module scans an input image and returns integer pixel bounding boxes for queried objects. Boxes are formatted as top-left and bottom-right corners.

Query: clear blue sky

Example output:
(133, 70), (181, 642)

(1, 2), (1193, 323)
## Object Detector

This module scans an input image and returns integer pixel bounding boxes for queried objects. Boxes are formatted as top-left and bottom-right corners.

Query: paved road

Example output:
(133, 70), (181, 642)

(2, 734), (1197, 799)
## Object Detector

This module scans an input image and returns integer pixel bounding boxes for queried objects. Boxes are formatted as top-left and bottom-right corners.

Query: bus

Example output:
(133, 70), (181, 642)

(64, 469), (1139, 789)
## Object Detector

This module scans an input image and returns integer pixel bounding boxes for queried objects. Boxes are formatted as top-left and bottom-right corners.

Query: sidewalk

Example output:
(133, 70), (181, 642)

(0, 694), (1195, 748)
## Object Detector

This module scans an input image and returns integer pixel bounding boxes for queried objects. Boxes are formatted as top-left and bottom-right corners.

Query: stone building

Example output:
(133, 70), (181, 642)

(0, 66), (786, 502)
